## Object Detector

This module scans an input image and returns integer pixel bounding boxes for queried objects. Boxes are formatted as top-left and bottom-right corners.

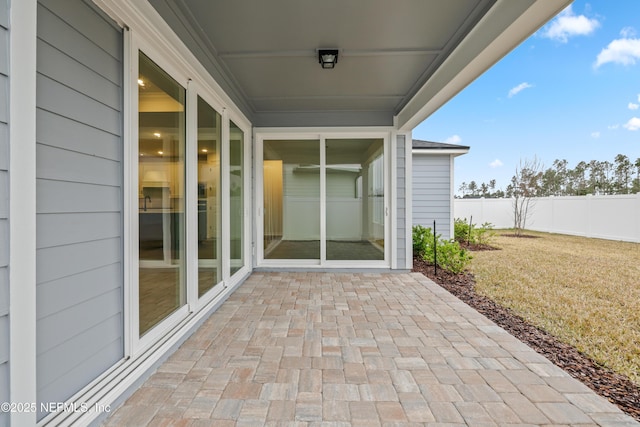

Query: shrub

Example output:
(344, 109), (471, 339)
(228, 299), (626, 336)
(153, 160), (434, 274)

(412, 225), (432, 257)
(454, 218), (496, 246)
(475, 222), (496, 246)
(454, 218), (471, 243)
(413, 225), (471, 274)
(436, 239), (472, 274)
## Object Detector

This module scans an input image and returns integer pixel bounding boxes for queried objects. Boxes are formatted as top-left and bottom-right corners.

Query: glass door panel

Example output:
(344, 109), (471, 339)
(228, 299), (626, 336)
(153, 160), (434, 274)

(229, 121), (244, 275)
(263, 140), (320, 260)
(197, 96), (222, 296)
(326, 139), (384, 261)
(138, 52), (186, 335)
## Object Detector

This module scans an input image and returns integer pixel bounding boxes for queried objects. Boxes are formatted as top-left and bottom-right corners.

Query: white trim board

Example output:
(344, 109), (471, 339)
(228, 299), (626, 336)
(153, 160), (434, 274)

(412, 149), (469, 156)
(9, 1), (38, 426)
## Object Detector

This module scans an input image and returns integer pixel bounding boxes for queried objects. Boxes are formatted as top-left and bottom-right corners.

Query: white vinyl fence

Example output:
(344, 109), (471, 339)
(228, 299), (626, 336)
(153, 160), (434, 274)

(454, 194), (640, 243)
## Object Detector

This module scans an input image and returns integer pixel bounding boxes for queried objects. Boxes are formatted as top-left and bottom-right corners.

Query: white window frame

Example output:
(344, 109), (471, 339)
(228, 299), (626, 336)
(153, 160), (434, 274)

(255, 128), (393, 269)
(186, 81), (228, 313)
(127, 34), (192, 355)
(226, 115), (252, 281)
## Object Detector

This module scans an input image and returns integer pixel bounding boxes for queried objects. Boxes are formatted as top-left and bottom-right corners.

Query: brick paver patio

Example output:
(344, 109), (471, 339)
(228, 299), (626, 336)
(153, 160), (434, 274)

(103, 272), (639, 426)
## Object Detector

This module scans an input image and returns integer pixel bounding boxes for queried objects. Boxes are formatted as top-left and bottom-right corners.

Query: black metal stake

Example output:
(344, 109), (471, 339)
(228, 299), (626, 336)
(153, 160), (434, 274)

(433, 220), (437, 276)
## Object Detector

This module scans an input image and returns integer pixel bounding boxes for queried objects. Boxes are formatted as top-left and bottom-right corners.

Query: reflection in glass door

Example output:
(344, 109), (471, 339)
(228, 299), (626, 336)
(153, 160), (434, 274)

(138, 52), (186, 335)
(263, 140), (320, 260)
(326, 139), (384, 261)
(197, 96), (222, 296)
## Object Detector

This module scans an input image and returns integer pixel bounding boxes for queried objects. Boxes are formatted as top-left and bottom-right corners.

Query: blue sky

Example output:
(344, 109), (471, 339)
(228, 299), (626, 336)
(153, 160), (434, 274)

(413, 1), (640, 194)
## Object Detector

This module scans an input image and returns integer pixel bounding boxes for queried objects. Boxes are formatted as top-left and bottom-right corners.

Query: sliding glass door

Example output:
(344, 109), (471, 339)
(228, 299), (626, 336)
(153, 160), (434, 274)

(230, 121), (245, 275)
(197, 96), (222, 296)
(138, 52), (186, 335)
(135, 48), (249, 343)
(260, 137), (386, 265)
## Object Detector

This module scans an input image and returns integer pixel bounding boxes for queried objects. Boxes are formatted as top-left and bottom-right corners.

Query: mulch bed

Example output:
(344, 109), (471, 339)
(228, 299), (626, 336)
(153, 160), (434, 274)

(413, 255), (640, 421)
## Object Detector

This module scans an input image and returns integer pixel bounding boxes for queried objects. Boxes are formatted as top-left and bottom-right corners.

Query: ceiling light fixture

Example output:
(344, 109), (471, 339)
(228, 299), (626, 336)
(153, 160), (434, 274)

(137, 78), (145, 87)
(153, 132), (161, 138)
(318, 49), (339, 69)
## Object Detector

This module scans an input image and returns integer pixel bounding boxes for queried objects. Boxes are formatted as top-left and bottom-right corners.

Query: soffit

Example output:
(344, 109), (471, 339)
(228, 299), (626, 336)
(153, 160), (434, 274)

(144, 0), (572, 128)
(148, 0), (495, 123)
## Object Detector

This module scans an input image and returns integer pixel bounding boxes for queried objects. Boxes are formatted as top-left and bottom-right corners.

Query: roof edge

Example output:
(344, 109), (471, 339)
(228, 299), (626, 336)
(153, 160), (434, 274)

(396, 0), (571, 131)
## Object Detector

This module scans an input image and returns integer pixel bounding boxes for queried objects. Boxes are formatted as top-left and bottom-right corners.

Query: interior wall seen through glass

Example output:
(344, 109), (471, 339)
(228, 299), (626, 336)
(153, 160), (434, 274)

(263, 140), (321, 260)
(326, 138), (384, 261)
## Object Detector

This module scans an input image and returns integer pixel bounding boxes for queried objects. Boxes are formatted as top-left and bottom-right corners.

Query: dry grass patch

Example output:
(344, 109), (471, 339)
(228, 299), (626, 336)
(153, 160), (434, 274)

(470, 230), (640, 384)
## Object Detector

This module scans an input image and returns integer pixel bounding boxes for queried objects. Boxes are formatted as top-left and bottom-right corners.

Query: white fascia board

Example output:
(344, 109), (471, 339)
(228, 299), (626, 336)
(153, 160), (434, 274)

(397, 0), (572, 131)
(254, 126), (395, 136)
(412, 149), (469, 156)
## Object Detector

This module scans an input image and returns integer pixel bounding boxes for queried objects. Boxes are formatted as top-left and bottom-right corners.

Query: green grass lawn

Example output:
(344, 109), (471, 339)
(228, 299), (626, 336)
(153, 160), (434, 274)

(470, 230), (640, 384)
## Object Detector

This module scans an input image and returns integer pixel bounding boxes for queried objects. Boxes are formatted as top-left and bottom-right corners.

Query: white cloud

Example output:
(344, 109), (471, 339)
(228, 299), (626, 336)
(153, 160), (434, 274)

(608, 124), (620, 130)
(508, 82), (533, 98)
(620, 27), (637, 38)
(637, 94), (640, 102)
(444, 134), (462, 144)
(591, 131), (601, 138)
(594, 37), (640, 68)
(542, 5), (600, 43)
(623, 117), (640, 131)
(489, 159), (503, 168)
(629, 102), (639, 110)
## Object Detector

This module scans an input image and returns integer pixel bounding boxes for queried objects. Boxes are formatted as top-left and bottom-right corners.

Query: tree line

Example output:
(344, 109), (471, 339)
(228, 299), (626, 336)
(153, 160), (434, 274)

(459, 154), (640, 198)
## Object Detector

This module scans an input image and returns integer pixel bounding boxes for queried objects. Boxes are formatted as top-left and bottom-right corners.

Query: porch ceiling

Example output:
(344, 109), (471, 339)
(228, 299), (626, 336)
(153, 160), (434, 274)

(148, 0), (571, 128)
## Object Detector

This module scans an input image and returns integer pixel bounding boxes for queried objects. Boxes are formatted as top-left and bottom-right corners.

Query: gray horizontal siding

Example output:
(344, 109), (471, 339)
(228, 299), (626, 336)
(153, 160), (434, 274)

(38, 1), (121, 83)
(37, 318), (122, 407)
(36, 144), (121, 186)
(0, 0), (6, 28)
(36, 237), (121, 285)
(37, 179), (121, 213)
(36, 0), (123, 417)
(37, 287), (121, 355)
(0, 28), (6, 75)
(37, 212), (121, 249)
(36, 74), (120, 135)
(37, 39), (120, 109)
(0, 123), (7, 171)
(396, 136), (406, 268)
(0, 75), (6, 123)
(0, 0), (9, 424)
(37, 109), (121, 161)
(37, 264), (121, 318)
(412, 154), (452, 240)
